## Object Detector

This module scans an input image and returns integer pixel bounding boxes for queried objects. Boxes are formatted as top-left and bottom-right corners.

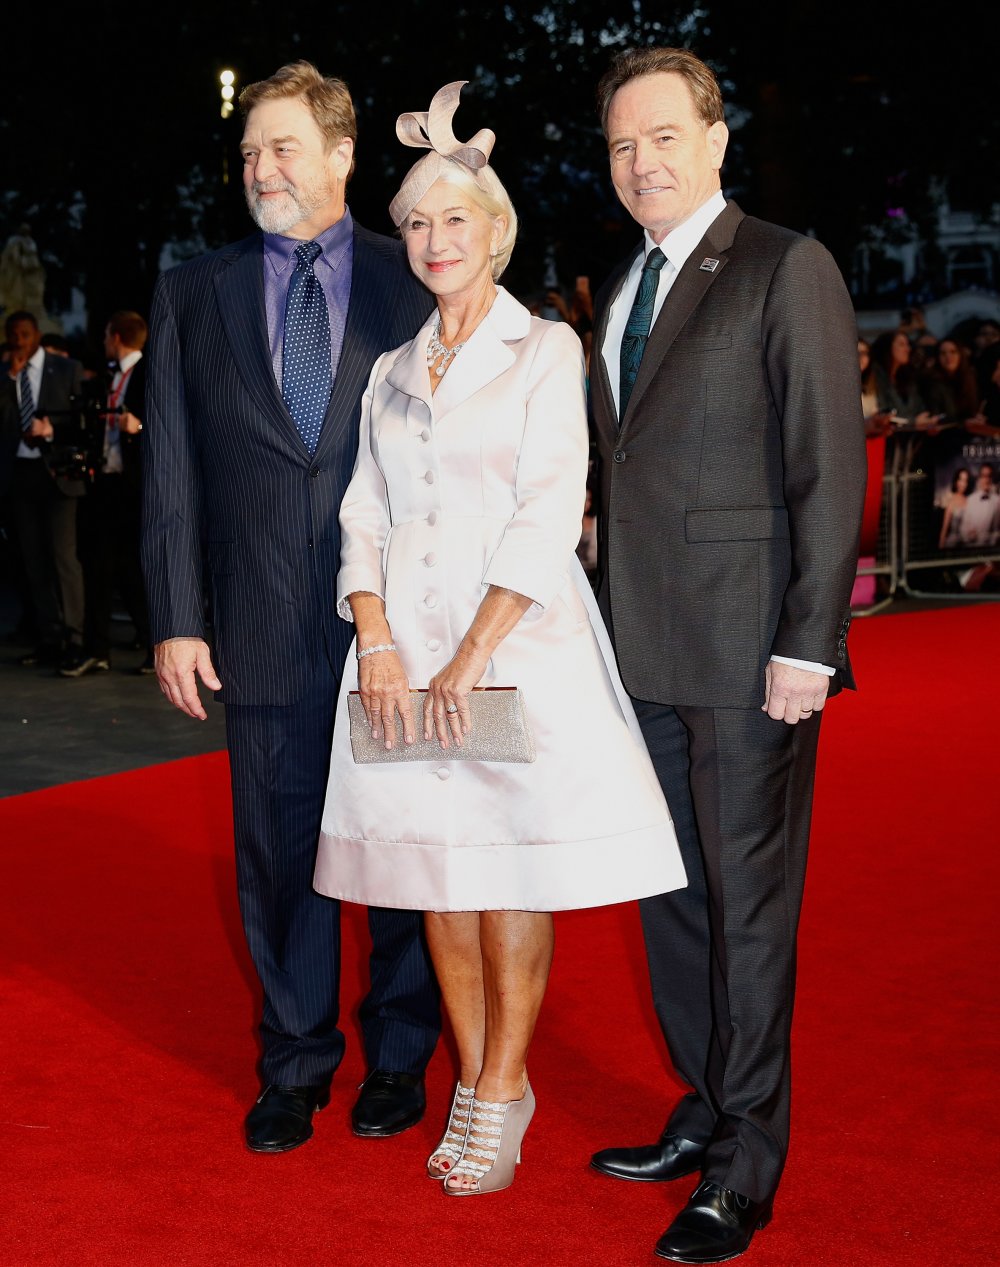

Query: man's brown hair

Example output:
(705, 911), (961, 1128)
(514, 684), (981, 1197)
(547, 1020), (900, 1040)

(107, 310), (148, 351)
(239, 60), (357, 177)
(596, 47), (725, 136)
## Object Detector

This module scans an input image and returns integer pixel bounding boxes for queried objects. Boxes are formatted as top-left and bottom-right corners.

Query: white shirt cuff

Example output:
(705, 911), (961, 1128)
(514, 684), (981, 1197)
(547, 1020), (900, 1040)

(770, 654), (836, 677)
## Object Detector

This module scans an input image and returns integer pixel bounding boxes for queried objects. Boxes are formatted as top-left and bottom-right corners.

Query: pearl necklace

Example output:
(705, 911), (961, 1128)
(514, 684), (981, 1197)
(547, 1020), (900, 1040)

(426, 315), (466, 377)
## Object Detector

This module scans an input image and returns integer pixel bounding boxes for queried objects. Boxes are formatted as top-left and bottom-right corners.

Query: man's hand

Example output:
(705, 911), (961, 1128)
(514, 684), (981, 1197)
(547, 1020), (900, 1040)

(28, 415), (53, 439)
(155, 637), (222, 720)
(119, 410), (143, 435)
(762, 660), (829, 725)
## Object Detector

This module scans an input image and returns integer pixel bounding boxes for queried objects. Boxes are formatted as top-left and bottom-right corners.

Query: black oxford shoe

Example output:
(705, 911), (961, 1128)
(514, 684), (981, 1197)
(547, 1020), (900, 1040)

(590, 1131), (705, 1182)
(654, 1181), (773, 1263)
(245, 1083), (331, 1153)
(351, 1070), (426, 1138)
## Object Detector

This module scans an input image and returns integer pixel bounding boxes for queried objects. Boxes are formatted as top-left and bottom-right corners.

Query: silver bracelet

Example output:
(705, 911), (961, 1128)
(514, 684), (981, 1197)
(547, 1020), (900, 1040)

(357, 643), (397, 660)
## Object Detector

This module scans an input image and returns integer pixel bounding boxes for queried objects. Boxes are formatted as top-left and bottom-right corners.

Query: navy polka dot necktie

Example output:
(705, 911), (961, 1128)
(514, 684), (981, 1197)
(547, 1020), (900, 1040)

(619, 246), (666, 418)
(282, 241), (331, 454)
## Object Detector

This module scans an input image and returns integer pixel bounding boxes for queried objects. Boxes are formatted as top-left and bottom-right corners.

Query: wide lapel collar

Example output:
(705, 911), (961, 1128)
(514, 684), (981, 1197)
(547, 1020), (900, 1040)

(592, 247), (640, 446)
(213, 235), (302, 448)
(429, 287), (524, 420)
(620, 201), (745, 432)
(384, 307), (437, 412)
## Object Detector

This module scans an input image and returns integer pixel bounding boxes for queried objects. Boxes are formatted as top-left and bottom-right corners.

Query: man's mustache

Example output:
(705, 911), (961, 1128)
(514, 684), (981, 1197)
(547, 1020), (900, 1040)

(250, 180), (296, 196)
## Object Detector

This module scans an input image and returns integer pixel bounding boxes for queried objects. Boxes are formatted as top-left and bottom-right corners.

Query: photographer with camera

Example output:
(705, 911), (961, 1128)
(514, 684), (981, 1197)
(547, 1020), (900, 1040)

(3, 309), (86, 669)
(64, 311), (153, 677)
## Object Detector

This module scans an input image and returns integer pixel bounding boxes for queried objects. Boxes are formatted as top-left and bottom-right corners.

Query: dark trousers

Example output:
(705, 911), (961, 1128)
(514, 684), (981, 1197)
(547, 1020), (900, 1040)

(633, 698), (822, 1203)
(78, 473), (151, 658)
(225, 657), (440, 1086)
(12, 458), (84, 647)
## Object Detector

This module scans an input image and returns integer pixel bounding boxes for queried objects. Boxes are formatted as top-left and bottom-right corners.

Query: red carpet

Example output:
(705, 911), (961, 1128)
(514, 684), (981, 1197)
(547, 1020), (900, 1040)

(2, 605), (999, 1266)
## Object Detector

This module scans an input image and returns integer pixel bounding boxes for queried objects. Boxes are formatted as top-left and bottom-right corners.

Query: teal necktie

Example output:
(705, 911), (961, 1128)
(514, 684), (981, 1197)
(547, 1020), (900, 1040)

(619, 247), (666, 418)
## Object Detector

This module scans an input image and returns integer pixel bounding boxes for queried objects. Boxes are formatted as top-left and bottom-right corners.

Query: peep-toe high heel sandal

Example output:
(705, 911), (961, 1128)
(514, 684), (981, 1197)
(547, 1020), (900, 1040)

(426, 1082), (474, 1180)
(443, 1083), (535, 1196)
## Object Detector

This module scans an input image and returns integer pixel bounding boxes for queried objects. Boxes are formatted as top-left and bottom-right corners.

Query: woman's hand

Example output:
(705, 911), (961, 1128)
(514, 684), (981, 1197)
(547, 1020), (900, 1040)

(424, 644), (491, 749)
(359, 648), (415, 749)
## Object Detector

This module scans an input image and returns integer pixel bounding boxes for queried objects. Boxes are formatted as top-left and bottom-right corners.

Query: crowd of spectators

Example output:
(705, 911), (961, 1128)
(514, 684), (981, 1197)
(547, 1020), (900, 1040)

(3, 293), (998, 670)
(1, 308), (153, 678)
(859, 308), (1000, 439)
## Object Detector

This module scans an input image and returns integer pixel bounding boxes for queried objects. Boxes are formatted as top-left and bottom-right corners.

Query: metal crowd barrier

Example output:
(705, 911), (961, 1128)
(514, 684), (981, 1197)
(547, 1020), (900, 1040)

(852, 432), (1000, 614)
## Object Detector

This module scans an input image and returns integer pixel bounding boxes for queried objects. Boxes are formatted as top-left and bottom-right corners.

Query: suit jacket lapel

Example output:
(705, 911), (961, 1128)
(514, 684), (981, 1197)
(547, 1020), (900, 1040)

(592, 251), (638, 446)
(315, 227), (390, 458)
(37, 353), (60, 414)
(213, 237), (302, 448)
(620, 201), (745, 431)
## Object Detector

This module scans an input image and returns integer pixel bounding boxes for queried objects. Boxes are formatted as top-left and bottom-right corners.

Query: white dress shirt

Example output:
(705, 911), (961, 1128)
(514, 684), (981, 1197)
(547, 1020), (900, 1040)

(600, 190), (834, 679)
(104, 349), (142, 475)
(14, 345), (46, 461)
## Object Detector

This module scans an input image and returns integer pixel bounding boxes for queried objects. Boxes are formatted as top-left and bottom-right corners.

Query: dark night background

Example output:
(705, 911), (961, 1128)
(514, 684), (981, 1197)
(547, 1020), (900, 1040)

(2, 0), (997, 361)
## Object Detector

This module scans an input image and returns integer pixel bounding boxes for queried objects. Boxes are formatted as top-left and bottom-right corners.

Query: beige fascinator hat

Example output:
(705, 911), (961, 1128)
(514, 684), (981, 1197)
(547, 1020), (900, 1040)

(388, 81), (496, 227)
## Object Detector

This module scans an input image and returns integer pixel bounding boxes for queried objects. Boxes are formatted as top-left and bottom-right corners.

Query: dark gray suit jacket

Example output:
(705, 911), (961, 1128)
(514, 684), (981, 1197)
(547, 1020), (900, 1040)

(142, 222), (434, 706)
(593, 201), (866, 709)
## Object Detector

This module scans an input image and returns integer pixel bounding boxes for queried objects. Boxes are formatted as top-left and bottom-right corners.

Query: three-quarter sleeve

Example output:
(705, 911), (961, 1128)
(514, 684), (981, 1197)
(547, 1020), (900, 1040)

(336, 357), (391, 621)
(481, 322), (588, 609)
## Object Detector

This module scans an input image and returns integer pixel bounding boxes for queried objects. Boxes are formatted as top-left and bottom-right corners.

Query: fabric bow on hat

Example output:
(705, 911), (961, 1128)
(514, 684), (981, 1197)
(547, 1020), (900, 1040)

(388, 81), (496, 226)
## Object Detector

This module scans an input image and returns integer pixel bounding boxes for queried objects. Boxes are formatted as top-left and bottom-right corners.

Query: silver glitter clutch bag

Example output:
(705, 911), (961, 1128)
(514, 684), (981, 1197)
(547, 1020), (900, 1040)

(347, 687), (535, 764)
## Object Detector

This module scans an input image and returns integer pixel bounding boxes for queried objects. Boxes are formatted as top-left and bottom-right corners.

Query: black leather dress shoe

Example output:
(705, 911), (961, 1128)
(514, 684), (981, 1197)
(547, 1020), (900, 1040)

(654, 1181), (773, 1263)
(245, 1083), (331, 1153)
(351, 1070), (425, 1138)
(591, 1131), (704, 1182)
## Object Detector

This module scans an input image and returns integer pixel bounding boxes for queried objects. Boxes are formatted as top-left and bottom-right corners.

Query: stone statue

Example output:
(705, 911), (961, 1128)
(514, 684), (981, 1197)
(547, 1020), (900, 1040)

(0, 225), (60, 332)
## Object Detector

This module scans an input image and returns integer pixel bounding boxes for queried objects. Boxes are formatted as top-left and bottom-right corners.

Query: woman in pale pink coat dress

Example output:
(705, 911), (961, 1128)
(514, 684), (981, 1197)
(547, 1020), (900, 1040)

(314, 83), (684, 1196)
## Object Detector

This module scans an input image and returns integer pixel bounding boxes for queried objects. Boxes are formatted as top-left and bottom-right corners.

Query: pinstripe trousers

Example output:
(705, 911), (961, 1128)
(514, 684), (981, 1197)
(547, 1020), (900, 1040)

(225, 648), (440, 1085)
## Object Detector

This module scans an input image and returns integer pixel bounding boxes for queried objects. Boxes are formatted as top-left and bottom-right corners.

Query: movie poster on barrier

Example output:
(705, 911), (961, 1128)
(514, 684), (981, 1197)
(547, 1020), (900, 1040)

(933, 439), (1000, 553)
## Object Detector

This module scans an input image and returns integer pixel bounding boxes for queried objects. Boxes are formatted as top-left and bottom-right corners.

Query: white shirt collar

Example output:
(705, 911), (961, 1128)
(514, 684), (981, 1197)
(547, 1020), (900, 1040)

(118, 349), (142, 374)
(644, 189), (727, 274)
(29, 345), (46, 372)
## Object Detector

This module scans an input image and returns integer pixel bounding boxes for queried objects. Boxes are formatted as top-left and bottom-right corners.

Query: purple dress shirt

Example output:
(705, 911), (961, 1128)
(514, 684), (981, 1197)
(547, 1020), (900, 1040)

(262, 208), (354, 390)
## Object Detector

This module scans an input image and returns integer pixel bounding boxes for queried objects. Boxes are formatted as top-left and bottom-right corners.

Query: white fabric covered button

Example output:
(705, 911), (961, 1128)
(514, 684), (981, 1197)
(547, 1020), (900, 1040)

(424, 594), (438, 609)
(420, 428), (431, 442)
(424, 552), (437, 566)
(427, 638), (441, 652)
(424, 470), (435, 485)
(435, 767), (451, 781)
(427, 510), (439, 526)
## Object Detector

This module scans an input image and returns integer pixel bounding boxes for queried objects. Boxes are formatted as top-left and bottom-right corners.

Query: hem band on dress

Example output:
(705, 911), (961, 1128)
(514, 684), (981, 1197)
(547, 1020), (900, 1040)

(313, 822), (686, 913)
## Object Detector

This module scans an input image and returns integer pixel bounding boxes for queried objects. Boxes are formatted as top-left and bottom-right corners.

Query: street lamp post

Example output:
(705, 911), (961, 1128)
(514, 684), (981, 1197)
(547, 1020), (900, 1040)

(219, 70), (237, 186)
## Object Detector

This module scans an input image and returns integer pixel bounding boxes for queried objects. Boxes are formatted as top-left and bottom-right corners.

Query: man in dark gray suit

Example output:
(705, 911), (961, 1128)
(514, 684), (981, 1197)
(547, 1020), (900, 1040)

(143, 61), (439, 1154)
(586, 49), (866, 1263)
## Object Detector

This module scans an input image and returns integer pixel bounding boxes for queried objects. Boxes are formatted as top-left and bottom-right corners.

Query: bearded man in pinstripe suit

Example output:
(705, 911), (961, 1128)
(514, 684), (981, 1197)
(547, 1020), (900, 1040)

(142, 62), (439, 1153)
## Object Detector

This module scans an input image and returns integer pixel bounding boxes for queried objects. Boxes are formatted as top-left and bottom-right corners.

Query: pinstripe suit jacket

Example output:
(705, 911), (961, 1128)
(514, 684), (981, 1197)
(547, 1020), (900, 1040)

(593, 202), (867, 708)
(142, 222), (434, 706)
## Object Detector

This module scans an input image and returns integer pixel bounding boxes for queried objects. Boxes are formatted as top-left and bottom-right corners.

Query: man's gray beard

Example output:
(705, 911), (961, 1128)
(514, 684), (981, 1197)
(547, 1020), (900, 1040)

(245, 182), (327, 235)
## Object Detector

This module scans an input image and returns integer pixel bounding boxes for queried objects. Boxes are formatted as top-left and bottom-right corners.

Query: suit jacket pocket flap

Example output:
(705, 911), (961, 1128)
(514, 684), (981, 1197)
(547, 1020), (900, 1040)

(686, 506), (789, 542)
(671, 334), (733, 352)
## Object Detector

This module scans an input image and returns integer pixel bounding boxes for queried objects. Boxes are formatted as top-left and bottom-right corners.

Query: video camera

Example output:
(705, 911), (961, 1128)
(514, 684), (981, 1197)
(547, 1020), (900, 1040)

(43, 380), (118, 482)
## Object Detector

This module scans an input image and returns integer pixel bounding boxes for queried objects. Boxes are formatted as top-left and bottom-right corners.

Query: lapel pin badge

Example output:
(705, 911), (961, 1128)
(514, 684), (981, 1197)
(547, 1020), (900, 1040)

(699, 257), (720, 273)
